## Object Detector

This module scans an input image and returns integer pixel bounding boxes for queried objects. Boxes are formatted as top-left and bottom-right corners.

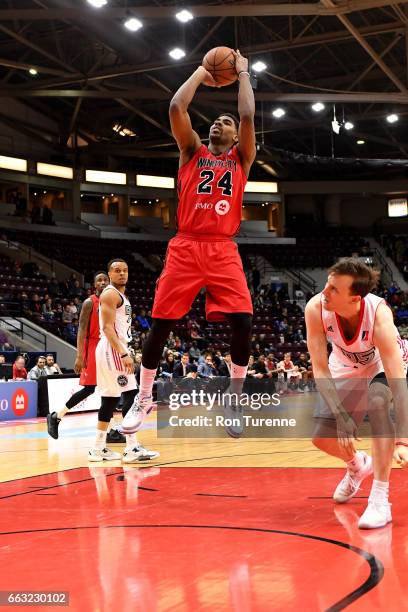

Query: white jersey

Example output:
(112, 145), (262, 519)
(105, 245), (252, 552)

(99, 284), (132, 345)
(321, 292), (408, 379)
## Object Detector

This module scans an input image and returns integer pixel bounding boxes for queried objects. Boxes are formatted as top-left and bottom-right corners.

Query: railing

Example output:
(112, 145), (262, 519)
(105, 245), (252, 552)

(286, 268), (317, 294)
(1, 235), (56, 274)
(76, 216), (101, 233)
(371, 247), (394, 284)
(0, 315), (46, 350)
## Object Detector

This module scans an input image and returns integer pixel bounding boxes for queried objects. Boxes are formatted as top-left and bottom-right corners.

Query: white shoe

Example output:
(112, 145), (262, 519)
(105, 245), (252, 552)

(122, 395), (155, 433)
(88, 447), (122, 462)
(358, 500), (392, 529)
(333, 452), (373, 503)
(122, 445), (160, 463)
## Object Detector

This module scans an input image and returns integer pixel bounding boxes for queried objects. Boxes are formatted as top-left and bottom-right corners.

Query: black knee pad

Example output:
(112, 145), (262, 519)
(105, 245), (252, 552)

(98, 397), (119, 423)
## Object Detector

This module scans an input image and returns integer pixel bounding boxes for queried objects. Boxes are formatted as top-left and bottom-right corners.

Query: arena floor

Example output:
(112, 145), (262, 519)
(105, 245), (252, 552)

(0, 397), (407, 611)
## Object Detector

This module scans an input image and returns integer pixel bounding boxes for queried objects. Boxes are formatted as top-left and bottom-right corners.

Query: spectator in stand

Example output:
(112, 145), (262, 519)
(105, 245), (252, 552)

(174, 353), (191, 378)
(277, 318), (288, 334)
(218, 352), (232, 377)
(198, 354), (217, 378)
(68, 273), (78, 293)
(251, 355), (270, 379)
(42, 204), (54, 226)
(189, 341), (201, 362)
(159, 351), (175, 378)
(294, 352), (314, 390)
(0, 355), (10, 381)
(137, 309), (151, 331)
(45, 354), (62, 375)
(73, 297), (82, 316)
(64, 318), (78, 343)
(72, 280), (85, 300)
(29, 294), (42, 320)
(54, 303), (63, 322)
(42, 298), (55, 321)
(62, 304), (74, 324)
(277, 352), (302, 391)
(28, 355), (47, 380)
(252, 266), (260, 293)
(293, 327), (305, 343)
(13, 356), (28, 380)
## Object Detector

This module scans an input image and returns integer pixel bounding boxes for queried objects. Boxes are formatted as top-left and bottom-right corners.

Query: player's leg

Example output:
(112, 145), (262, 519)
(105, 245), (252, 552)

(47, 385), (96, 439)
(312, 378), (373, 503)
(358, 378), (394, 528)
(205, 241), (253, 436)
(123, 238), (204, 433)
(120, 389), (160, 462)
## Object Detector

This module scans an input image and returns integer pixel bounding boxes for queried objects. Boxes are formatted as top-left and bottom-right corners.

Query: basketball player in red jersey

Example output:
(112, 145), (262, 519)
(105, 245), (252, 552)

(123, 49), (256, 434)
(47, 271), (111, 439)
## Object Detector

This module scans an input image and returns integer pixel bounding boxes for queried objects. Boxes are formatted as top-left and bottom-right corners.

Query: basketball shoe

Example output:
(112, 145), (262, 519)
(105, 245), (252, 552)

(121, 395), (155, 434)
(333, 452), (373, 503)
(88, 448), (122, 462)
(122, 445), (160, 463)
(358, 500), (392, 529)
(223, 396), (244, 438)
(47, 412), (61, 439)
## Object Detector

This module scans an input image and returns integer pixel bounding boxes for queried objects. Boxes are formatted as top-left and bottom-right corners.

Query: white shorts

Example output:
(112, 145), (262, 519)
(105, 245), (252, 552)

(96, 339), (136, 398)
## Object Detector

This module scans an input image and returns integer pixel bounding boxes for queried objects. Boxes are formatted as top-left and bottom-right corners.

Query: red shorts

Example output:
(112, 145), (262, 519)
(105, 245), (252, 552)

(152, 234), (253, 321)
(79, 337), (99, 386)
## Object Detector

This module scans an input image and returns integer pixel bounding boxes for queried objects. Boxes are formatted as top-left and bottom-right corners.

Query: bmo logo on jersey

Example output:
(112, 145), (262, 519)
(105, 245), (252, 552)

(11, 388), (29, 417)
(215, 200), (230, 216)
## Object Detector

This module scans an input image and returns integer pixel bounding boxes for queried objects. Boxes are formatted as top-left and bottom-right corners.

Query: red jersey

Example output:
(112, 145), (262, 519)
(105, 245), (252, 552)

(176, 144), (247, 238)
(86, 294), (100, 340)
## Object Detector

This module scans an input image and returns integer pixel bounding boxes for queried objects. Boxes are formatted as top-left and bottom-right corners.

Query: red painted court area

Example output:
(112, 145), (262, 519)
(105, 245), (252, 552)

(0, 468), (407, 611)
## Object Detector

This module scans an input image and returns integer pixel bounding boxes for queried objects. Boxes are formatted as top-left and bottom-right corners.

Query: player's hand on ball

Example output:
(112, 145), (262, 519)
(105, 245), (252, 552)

(199, 66), (218, 87)
(233, 49), (249, 75)
(394, 443), (408, 467)
(122, 354), (135, 374)
(74, 355), (83, 375)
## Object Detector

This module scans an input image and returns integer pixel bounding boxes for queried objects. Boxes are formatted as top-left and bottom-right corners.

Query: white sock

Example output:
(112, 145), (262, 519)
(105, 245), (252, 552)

(347, 451), (365, 472)
(125, 433), (138, 451)
(370, 479), (389, 503)
(230, 362), (248, 397)
(139, 365), (157, 400)
(107, 416), (121, 432)
(94, 429), (107, 451)
(57, 406), (69, 419)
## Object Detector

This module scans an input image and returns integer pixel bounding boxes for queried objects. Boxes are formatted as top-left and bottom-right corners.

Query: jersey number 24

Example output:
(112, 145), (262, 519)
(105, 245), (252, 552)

(197, 170), (233, 196)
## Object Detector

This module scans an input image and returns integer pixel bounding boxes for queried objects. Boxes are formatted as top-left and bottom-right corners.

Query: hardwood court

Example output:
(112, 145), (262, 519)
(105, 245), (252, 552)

(0, 398), (407, 610)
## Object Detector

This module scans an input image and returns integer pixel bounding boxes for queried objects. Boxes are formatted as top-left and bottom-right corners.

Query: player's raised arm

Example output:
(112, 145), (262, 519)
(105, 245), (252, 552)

(234, 50), (256, 176)
(74, 297), (93, 374)
(169, 66), (216, 165)
(373, 303), (408, 462)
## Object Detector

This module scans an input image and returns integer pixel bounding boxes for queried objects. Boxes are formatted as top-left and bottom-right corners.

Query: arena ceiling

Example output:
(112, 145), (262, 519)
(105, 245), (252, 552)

(1, 0), (408, 180)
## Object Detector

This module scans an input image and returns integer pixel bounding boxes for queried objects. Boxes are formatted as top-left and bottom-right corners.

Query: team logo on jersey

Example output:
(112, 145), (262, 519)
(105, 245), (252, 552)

(125, 305), (132, 316)
(327, 325), (334, 333)
(338, 345), (376, 365)
(361, 330), (369, 341)
(117, 375), (128, 387)
(215, 199), (230, 215)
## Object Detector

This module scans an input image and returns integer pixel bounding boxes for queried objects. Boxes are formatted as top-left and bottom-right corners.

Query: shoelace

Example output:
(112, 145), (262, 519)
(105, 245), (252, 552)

(341, 471), (360, 494)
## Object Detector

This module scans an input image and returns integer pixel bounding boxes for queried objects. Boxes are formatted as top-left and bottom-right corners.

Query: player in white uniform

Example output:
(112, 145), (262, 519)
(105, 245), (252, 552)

(305, 258), (408, 529)
(89, 258), (159, 463)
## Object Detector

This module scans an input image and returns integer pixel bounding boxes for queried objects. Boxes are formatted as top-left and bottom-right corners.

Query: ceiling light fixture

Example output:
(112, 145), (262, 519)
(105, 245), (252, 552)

(169, 47), (186, 60)
(272, 108), (285, 118)
(344, 121), (354, 130)
(312, 102), (325, 112)
(113, 124), (136, 137)
(86, 0), (107, 7)
(176, 9), (193, 23)
(29, 68), (37, 75)
(357, 139), (365, 145)
(252, 61), (267, 73)
(386, 113), (399, 123)
(124, 17), (143, 32)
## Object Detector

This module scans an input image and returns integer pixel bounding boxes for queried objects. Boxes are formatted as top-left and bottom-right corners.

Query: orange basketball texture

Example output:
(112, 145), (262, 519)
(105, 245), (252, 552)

(202, 47), (237, 87)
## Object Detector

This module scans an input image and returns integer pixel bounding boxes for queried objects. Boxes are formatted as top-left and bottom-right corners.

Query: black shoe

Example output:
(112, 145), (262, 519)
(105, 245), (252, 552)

(47, 412), (61, 439)
(106, 429), (126, 444)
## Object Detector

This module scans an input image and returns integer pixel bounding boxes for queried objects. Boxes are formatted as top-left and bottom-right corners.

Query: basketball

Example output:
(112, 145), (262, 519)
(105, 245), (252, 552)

(202, 46), (237, 87)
